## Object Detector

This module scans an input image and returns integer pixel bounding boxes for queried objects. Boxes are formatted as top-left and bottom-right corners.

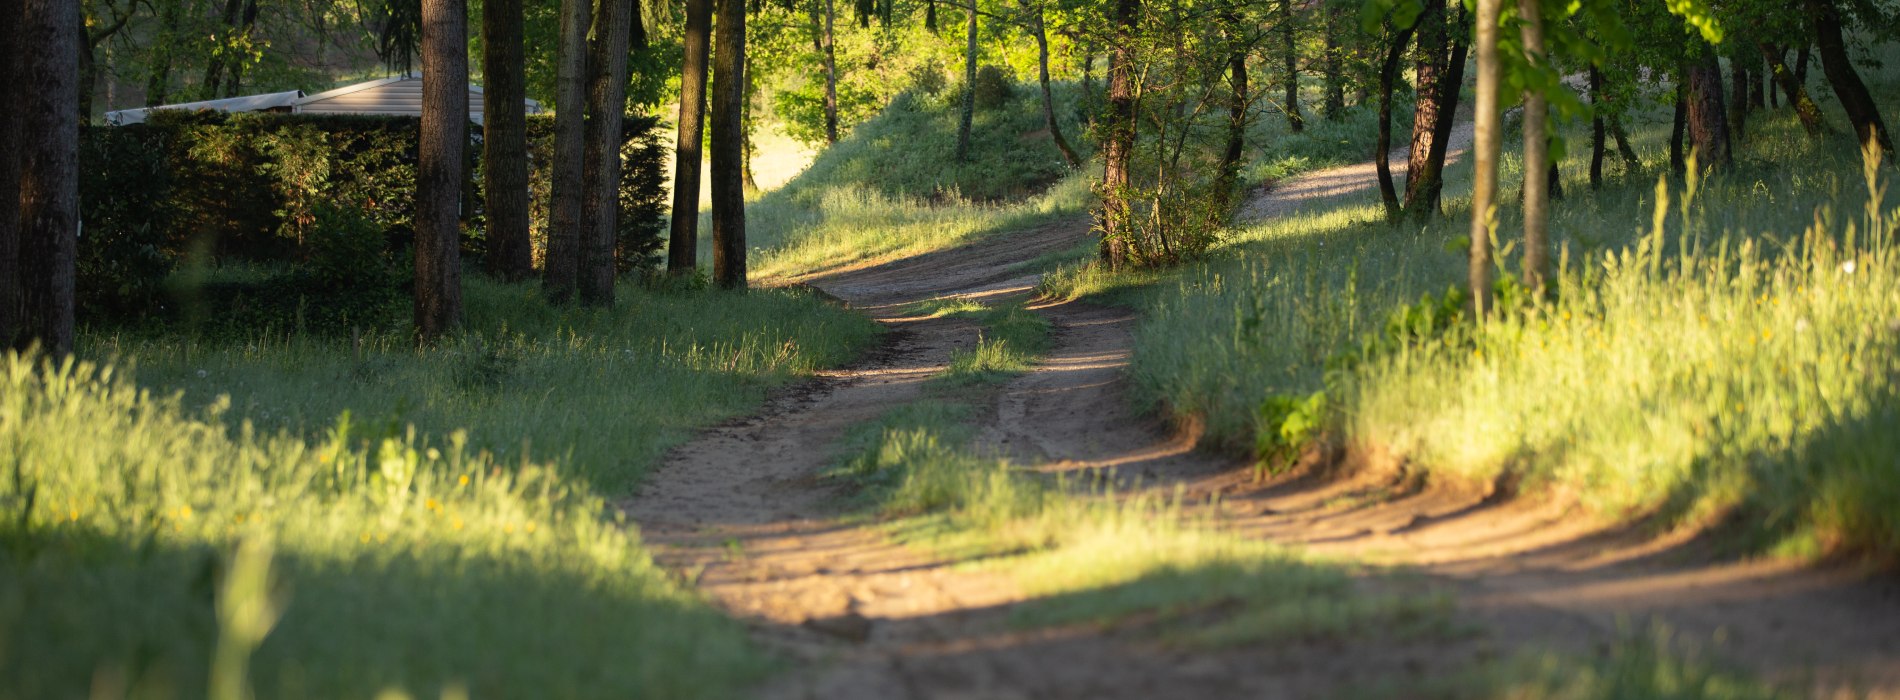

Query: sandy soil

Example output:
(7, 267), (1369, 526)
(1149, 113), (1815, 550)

(627, 136), (1900, 699)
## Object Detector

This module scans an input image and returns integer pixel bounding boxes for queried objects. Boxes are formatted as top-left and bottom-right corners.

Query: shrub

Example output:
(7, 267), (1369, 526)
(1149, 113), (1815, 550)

(973, 65), (1015, 110)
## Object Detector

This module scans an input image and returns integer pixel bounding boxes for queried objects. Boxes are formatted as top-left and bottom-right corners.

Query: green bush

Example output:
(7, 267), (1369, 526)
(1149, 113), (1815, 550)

(76, 124), (177, 321)
(972, 65), (1015, 110)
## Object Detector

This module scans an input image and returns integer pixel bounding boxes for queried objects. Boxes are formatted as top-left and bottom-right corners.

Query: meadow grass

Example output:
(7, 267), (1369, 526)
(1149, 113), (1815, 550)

(5, 277), (880, 698)
(1043, 75), (1900, 555)
(1362, 625), (1799, 700)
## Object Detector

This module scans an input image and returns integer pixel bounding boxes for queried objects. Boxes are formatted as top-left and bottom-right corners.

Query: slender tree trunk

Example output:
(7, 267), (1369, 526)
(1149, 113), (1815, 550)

(1685, 54), (1731, 168)
(16, 0), (79, 353)
(1374, 22), (1414, 221)
(580, 0), (635, 305)
(1610, 115), (1639, 171)
(415, 0), (468, 343)
(710, 0), (748, 288)
(926, 0), (937, 31)
(201, 0), (243, 100)
(1749, 57), (1765, 109)
(741, 58), (760, 194)
(1760, 42), (1827, 136)
(483, 0), (532, 282)
(224, 0), (260, 98)
(1401, 0), (1443, 213)
(1729, 54), (1748, 141)
(1518, 0), (1549, 294)
(1670, 82), (1687, 174)
(1031, 6), (1080, 168)
(1793, 43), (1810, 86)
(954, 0), (978, 161)
(1322, 4), (1345, 120)
(824, 0), (839, 143)
(544, 0), (589, 301)
(1590, 66), (1605, 188)
(1406, 3), (1466, 221)
(669, 0), (713, 276)
(1769, 46), (1782, 108)
(1099, 0), (1139, 269)
(144, 0), (185, 107)
(1809, 0), (1894, 158)
(1281, 0), (1302, 132)
(1080, 47), (1095, 117)
(1217, 15), (1248, 208)
(1, 0), (24, 348)
(1469, 0), (1501, 319)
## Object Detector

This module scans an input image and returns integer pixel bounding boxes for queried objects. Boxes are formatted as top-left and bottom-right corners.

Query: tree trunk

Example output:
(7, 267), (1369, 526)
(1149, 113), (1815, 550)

(1729, 55), (1748, 141)
(1400, 0), (1443, 215)
(1098, 0), (1139, 269)
(1793, 43), (1809, 86)
(1469, 0), (1501, 319)
(741, 57), (760, 194)
(483, 0), (532, 282)
(415, 0), (468, 343)
(710, 0), (748, 288)
(821, 0), (839, 143)
(1216, 15), (1248, 208)
(224, 0), (260, 98)
(1670, 82), (1687, 174)
(669, 0), (712, 276)
(954, 0), (978, 161)
(201, 0), (243, 100)
(1032, 6), (1080, 168)
(1518, 0), (1549, 294)
(580, 0), (635, 306)
(926, 0), (936, 31)
(1322, 3), (1345, 120)
(1589, 66), (1605, 188)
(1406, 2), (1466, 222)
(1769, 46), (1782, 108)
(1610, 116), (1639, 171)
(544, 0), (589, 302)
(1685, 55), (1731, 168)
(16, 0), (79, 353)
(144, 0), (185, 107)
(1809, 0), (1894, 158)
(1, 0), (23, 348)
(1374, 22), (1414, 221)
(1749, 58), (1765, 109)
(1281, 0), (1302, 132)
(1760, 42), (1827, 136)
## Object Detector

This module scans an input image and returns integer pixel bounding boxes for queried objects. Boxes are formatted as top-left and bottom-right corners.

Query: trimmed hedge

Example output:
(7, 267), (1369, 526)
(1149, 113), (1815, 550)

(78, 111), (666, 331)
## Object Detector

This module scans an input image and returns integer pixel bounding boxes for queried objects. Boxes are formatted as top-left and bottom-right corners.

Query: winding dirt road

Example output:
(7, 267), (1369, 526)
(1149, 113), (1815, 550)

(628, 138), (1900, 699)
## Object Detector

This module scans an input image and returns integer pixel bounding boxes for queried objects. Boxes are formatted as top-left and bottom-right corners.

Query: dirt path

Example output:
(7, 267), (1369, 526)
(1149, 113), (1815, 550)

(629, 138), (1900, 699)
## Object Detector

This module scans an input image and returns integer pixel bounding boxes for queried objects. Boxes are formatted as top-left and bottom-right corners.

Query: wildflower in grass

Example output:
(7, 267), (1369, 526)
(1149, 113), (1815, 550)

(1843, 260), (1858, 274)
(459, 474), (470, 487)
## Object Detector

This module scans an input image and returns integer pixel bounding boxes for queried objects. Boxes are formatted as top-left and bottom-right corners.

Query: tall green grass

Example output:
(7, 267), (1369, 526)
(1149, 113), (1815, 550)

(5, 278), (879, 697)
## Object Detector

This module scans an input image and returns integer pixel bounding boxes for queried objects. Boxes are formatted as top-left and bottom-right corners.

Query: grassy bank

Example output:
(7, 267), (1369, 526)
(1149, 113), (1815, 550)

(4, 278), (878, 698)
(1046, 83), (1900, 554)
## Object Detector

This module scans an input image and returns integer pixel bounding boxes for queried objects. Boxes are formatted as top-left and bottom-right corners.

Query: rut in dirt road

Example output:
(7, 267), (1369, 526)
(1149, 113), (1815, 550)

(629, 135), (1900, 699)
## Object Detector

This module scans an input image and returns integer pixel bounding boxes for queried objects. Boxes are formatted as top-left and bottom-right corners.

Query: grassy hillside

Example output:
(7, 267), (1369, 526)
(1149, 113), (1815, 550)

(1048, 65), (1900, 556)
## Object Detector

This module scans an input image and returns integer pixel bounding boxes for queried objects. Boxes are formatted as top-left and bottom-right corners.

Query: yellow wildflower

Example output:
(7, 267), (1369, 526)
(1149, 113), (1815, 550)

(459, 474), (470, 487)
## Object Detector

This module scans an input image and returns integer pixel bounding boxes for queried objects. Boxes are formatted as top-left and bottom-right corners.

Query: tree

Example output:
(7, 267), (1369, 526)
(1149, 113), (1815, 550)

(1518, 0), (1549, 294)
(1280, 0), (1302, 132)
(669, 0), (713, 276)
(1683, 53), (1730, 168)
(1468, 0), (1500, 319)
(710, 0), (748, 288)
(1808, 0), (1893, 159)
(819, 0), (840, 144)
(1372, 18), (1415, 220)
(1097, 0), (1139, 269)
(1216, 10), (1250, 206)
(0, 0), (21, 348)
(1759, 42), (1827, 136)
(1025, 0), (1081, 168)
(415, 0), (467, 343)
(580, 0), (637, 306)
(954, 0), (979, 161)
(544, 0), (589, 302)
(484, 0), (533, 282)
(1402, 0), (1466, 221)
(15, 0), (80, 354)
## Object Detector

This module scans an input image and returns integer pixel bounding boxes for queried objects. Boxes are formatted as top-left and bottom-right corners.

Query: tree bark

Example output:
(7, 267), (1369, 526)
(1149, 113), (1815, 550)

(1098, 0), (1139, 269)
(1469, 0), (1501, 319)
(823, 0), (839, 144)
(669, 0), (713, 276)
(1809, 0), (1893, 158)
(1374, 22), (1414, 221)
(483, 0), (532, 282)
(16, 0), (79, 353)
(224, 0), (260, 98)
(1406, 2), (1466, 222)
(1590, 66), (1605, 188)
(710, 0), (748, 288)
(1729, 54), (1748, 141)
(954, 0), (978, 161)
(201, 0), (243, 100)
(544, 0), (589, 301)
(1032, 5), (1081, 168)
(1216, 18), (1248, 207)
(1518, 0), (1549, 294)
(144, 0), (186, 106)
(741, 53), (760, 194)
(415, 0), (468, 343)
(1322, 3), (1345, 120)
(1, 0), (24, 348)
(1685, 54), (1731, 168)
(1760, 42), (1827, 136)
(926, 0), (937, 31)
(580, 0), (635, 305)
(1400, 0), (1443, 216)
(1610, 116), (1639, 171)
(1280, 0), (1302, 132)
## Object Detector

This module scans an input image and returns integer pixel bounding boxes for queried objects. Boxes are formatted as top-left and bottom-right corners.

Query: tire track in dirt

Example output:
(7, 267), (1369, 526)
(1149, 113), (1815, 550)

(630, 136), (1900, 698)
